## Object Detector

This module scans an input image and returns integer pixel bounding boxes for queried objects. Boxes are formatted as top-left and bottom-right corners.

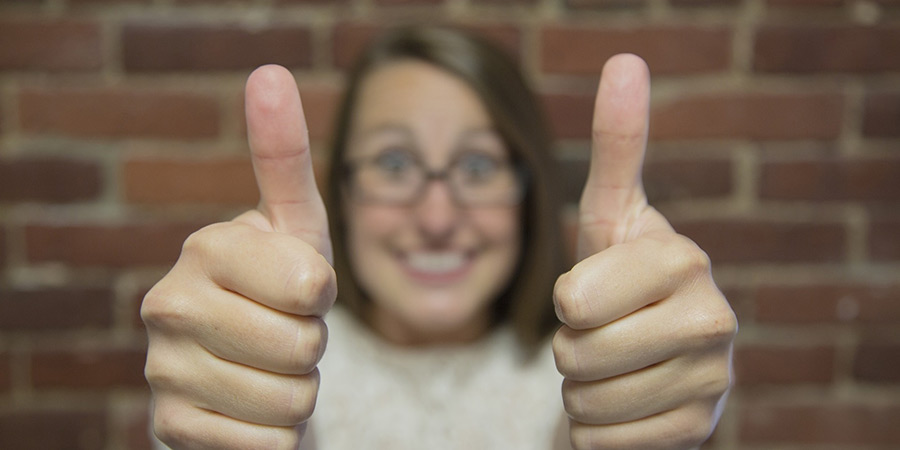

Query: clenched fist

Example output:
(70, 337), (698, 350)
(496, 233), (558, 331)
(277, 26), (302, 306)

(142, 65), (335, 449)
(552, 55), (737, 449)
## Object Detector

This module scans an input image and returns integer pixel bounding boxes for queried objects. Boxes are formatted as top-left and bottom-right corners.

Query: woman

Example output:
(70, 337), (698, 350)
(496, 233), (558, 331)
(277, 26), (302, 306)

(143, 27), (736, 449)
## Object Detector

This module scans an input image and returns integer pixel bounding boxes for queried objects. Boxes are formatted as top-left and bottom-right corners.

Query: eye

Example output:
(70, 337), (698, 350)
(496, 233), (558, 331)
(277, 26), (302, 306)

(457, 153), (502, 182)
(373, 148), (418, 177)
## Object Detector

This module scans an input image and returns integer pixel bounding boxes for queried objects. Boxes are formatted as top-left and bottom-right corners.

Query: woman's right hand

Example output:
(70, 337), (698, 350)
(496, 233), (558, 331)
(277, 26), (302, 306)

(141, 65), (335, 449)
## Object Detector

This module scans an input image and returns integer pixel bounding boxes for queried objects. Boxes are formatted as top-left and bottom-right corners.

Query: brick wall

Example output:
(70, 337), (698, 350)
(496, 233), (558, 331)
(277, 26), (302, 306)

(1, 1), (898, 448)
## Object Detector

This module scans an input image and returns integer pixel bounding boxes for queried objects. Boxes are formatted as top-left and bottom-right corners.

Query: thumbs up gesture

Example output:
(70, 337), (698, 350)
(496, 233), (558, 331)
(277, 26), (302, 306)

(552, 55), (737, 449)
(142, 65), (335, 449)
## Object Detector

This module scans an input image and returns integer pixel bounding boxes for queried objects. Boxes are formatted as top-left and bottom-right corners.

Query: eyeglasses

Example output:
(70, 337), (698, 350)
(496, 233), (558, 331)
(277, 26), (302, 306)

(343, 149), (526, 207)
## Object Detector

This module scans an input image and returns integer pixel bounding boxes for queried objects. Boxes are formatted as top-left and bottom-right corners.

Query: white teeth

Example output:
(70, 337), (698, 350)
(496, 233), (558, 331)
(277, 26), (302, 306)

(407, 252), (465, 273)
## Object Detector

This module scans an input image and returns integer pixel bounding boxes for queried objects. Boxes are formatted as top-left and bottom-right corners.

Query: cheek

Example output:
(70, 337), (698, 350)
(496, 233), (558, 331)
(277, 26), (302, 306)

(471, 208), (522, 253)
(345, 205), (402, 256)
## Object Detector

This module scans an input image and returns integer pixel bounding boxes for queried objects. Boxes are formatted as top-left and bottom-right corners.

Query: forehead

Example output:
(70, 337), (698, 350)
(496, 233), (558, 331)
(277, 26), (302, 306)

(351, 60), (494, 135)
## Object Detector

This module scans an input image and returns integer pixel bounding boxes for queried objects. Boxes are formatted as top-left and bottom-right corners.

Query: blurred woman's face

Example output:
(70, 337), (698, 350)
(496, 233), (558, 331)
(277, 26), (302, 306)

(343, 60), (522, 345)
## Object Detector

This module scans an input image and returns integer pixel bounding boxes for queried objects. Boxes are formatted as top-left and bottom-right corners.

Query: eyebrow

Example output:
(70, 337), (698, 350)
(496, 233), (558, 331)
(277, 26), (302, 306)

(350, 123), (504, 161)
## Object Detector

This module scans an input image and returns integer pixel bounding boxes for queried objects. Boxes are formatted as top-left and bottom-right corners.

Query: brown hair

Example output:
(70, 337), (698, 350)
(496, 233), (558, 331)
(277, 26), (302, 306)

(325, 26), (565, 353)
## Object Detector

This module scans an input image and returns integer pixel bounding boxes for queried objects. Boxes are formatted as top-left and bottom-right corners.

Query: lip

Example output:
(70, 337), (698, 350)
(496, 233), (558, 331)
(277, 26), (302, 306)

(397, 250), (475, 285)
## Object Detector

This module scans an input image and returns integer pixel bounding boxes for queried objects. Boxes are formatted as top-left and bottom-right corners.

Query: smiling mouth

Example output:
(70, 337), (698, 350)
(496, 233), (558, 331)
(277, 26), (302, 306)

(402, 251), (472, 282)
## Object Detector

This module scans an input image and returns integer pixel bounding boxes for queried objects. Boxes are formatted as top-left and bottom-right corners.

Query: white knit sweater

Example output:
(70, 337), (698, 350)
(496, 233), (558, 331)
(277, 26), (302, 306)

(305, 307), (566, 449)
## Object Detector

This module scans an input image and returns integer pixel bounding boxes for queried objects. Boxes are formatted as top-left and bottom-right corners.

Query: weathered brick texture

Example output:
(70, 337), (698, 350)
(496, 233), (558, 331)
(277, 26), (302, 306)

(0, 158), (103, 203)
(124, 157), (258, 205)
(651, 93), (845, 140)
(863, 92), (900, 138)
(740, 404), (900, 445)
(736, 345), (836, 385)
(18, 87), (220, 139)
(1, 1), (898, 448)
(0, 18), (103, 72)
(0, 288), (114, 331)
(754, 25), (900, 73)
(754, 284), (900, 324)
(25, 223), (205, 267)
(30, 348), (148, 389)
(675, 219), (847, 264)
(122, 23), (313, 72)
(760, 158), (900, 202)
(541, 26), (732, 75)
(0, 410), (108, 450)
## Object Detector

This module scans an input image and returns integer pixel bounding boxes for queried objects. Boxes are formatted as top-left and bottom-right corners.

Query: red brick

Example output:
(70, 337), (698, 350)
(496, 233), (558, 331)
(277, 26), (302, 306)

(18, 87), (220, 140)
(541, 26), (731, 75)
(0, 18), (102, 72)
(542, 93), (593, 140)
(755, 284), (900, 324)
(854, 343), (900, 382)
(0, 227), (6, 271)
(671, 0), (739, 5)
(651, 93), (844, 141)
(0, 409), (107, 450)
(25, 222), (205, 267)
(332, 22), (521, 69)
(123, 23), (312, 72)
(0, 158), (102, 203)
(644, 159), (733, 202)
(863, 92), (900, 138)
(760, 158), (900, 202)
(870, 215), (900, 260)
(125, 405), (153, 450)
(735, 346), (835, 385)
(472, 0), (534, 3)
(754, 25), (900, 73)
(556, 157), (733, 204)
(124, 157), (257, 205)
(273, 0), (350, 3)
(0, 352), (9, 392)
(766, 0), (845, 6)
(69, 0), (151, 4)
(740, 403), (900, 445)
(674, 219), (847, 264)
(565, 0), (647, 9)
(30, 348), (147, 390)
(0, 288), (114, 331)
(375, 0), (444, 4)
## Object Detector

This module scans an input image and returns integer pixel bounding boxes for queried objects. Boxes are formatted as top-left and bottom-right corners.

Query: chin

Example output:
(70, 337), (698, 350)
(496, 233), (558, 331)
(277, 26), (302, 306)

(390, 293), (491, 344)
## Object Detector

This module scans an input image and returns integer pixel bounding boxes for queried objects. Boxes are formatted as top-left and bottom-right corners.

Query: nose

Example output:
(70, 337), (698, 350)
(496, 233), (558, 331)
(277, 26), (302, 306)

(414, 179), (461, 242)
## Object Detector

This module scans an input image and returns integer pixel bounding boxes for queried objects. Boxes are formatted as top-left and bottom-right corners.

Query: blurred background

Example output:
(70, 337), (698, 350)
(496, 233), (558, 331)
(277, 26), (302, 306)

(1, 0), (899, 448)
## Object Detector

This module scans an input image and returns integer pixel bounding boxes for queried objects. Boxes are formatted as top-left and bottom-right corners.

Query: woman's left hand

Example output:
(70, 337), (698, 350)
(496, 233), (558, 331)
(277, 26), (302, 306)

(551, 54), (738, 450)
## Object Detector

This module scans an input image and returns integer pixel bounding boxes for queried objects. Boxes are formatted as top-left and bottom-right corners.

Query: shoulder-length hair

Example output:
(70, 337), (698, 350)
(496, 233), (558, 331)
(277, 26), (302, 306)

(325, 26), (565, 353)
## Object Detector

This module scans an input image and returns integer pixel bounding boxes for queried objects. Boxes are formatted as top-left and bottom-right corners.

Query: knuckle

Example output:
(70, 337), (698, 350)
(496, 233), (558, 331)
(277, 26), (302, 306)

(560, 379), (587, 421)
(683, 292), (738, 352)
(144, 340), (188, 393)
(287, 254), (337, 315)
(551, 327), (579, 379)
(569, 421), (602, 450)
(286, 369), (320, 424)
(181, 223), (223, 259)
(275, 427), (304, 450)
(291, 317), (328, 373)
(667, 234), (711, 279)
(697, 301), (739, 348)
(679, 406), (717, 448)
(151, 399), (194, 447)
(140, 282), (191, 332)
(553, 271), (589, 328)
(699, 354), (735, 401)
